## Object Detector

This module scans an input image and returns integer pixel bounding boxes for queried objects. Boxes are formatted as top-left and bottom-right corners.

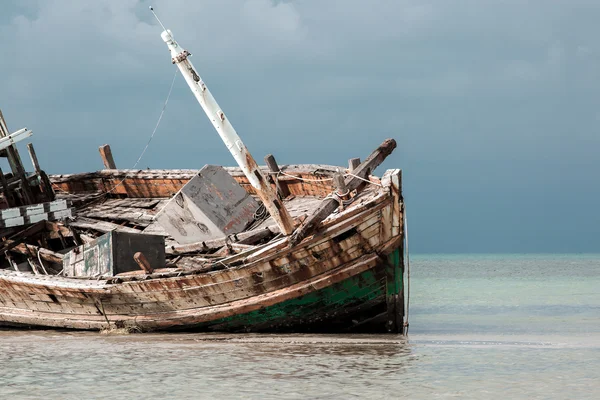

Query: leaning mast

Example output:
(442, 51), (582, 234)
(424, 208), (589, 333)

(153, 8), (294, 235)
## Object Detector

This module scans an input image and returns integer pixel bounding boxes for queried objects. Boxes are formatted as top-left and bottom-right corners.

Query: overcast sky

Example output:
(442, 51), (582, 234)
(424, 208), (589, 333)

(1, 0), (599, 253)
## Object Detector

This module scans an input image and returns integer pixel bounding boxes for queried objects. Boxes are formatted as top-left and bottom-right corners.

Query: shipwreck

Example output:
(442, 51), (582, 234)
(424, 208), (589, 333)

(0, 17), (408, 334)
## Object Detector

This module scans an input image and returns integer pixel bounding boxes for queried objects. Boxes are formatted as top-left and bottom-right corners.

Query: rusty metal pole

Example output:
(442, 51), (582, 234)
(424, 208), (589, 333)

(157, 26), (294, 235)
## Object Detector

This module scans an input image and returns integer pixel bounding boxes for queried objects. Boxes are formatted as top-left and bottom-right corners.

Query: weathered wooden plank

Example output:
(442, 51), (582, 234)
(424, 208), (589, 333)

(69, 217), (142, 234)
(348, 158), (361, 171)
(289, 139), (396, 246)
(0, 221), (46, 253)
(133, 252), (154, 274)
(10, 243), (64, 264)
(0, 110), (35, 205)
(166, 226), (276, 255)
(264, 154), (291, 198)
(0, 167), (15, 208)
(26, 143), (41, 173)
(77, 207), (153, 225)
(99, 144), (117, 169)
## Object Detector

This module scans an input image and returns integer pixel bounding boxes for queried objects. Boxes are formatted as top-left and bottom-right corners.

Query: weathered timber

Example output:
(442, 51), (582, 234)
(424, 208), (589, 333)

(348, 158), (361, 171)
(38, 171), (55, 202)
(289, 138), (397, 246)
(11, 243), (64, 264)
(133, 252), (154, 274)
(166, 226), (276, 255)
(79, 233), (96, 243)
(49, 165), (342, 200)
(237, 227), (274, 245)
(264, 154), (291, 198)
(333, 172), (348, 199)
(0, 221), (46, 253)
(77, 207), (154, 225)
(0, 167), (15, 208)
(69, 217), (142, 234)
(56, 219), (82, 245)
(0, 110), (34, 205)
(99, 144), (117, 169)
(27, 143), (55, 202)
(26, 143), (41, 173)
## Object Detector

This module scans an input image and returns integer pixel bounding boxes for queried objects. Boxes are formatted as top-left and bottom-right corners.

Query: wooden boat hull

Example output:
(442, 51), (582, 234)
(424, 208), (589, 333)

(188, 251), (404, 333)
(0, 167), (406, 333)
(0, 252), (402, 333)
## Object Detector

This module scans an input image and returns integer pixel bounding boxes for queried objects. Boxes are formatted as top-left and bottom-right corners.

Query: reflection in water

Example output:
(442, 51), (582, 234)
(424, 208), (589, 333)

(1, 255), (600, 399)
(0, 332), (417, 400)
(1, 330), (598, 400)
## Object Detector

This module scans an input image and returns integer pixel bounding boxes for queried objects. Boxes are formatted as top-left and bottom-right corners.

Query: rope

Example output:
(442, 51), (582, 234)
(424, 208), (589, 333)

(344, 172), (383, 187)
(51, 69), (179, 201)
(102, 68), (179, 196)
(36, 249), (48, 275)
(277, 170), (334, 182)
(277, 170), (383, 188)
(130, 69), (178, 172)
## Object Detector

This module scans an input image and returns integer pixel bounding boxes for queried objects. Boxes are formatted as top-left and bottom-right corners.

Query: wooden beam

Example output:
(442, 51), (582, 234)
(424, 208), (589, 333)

(333, 173), (347, 196)
(68, 216), (142, 234)
(289, 138), (397, 246)
(166, 226), (276, 255)
(26, 143), (41, 173)
(99, 144), (117, 169)
(27, 143), (55, 202)
(264, 154), (290, 198)
(0, 220), (47, 253)
(0, 167), (15, 208)
(348, 158), (361, 171)
(0, 110), (35, 205)
(133, 252), (154, 274)
(11, 243), (64, 264)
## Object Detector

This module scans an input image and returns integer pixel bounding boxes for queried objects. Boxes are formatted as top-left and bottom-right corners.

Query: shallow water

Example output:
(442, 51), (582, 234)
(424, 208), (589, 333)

(1, 254), (599, 399)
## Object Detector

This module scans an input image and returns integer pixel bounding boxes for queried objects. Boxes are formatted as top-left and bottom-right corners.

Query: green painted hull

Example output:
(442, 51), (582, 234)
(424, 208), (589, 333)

(179, 249), (404, 333)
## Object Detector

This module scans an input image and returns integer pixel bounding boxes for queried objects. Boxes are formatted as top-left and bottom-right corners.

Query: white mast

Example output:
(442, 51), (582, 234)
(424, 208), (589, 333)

(154, 12), (294, 235)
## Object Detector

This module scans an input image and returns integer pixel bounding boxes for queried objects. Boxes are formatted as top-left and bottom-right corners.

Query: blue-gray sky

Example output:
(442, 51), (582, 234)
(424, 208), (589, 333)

(1, 0), (599, 253)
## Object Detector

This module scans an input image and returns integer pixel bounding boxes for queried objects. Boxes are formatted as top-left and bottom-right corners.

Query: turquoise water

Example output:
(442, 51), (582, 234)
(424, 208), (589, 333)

(410, 254), (600, 335)
(1, 254), (598, 399)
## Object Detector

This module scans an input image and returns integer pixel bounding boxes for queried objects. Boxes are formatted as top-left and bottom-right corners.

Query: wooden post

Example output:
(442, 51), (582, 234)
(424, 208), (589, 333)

(26, 142), (54, 202)
(264, 154), (291, 199)
(133, 252), (154, 274)
(26, 143), (41, 173)
(348, 158), (361, 171)
(333, 172), (348, 198)
(289, 139), (397, 246)
(99, 144), (117, 169)
(5, 251), (19, 272)
(0, 167), (15, 207)
(0, 110), (35, 205)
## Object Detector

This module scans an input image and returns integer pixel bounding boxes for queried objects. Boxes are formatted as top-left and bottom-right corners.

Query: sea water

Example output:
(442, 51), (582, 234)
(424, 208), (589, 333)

(1, 254), (598, 399)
